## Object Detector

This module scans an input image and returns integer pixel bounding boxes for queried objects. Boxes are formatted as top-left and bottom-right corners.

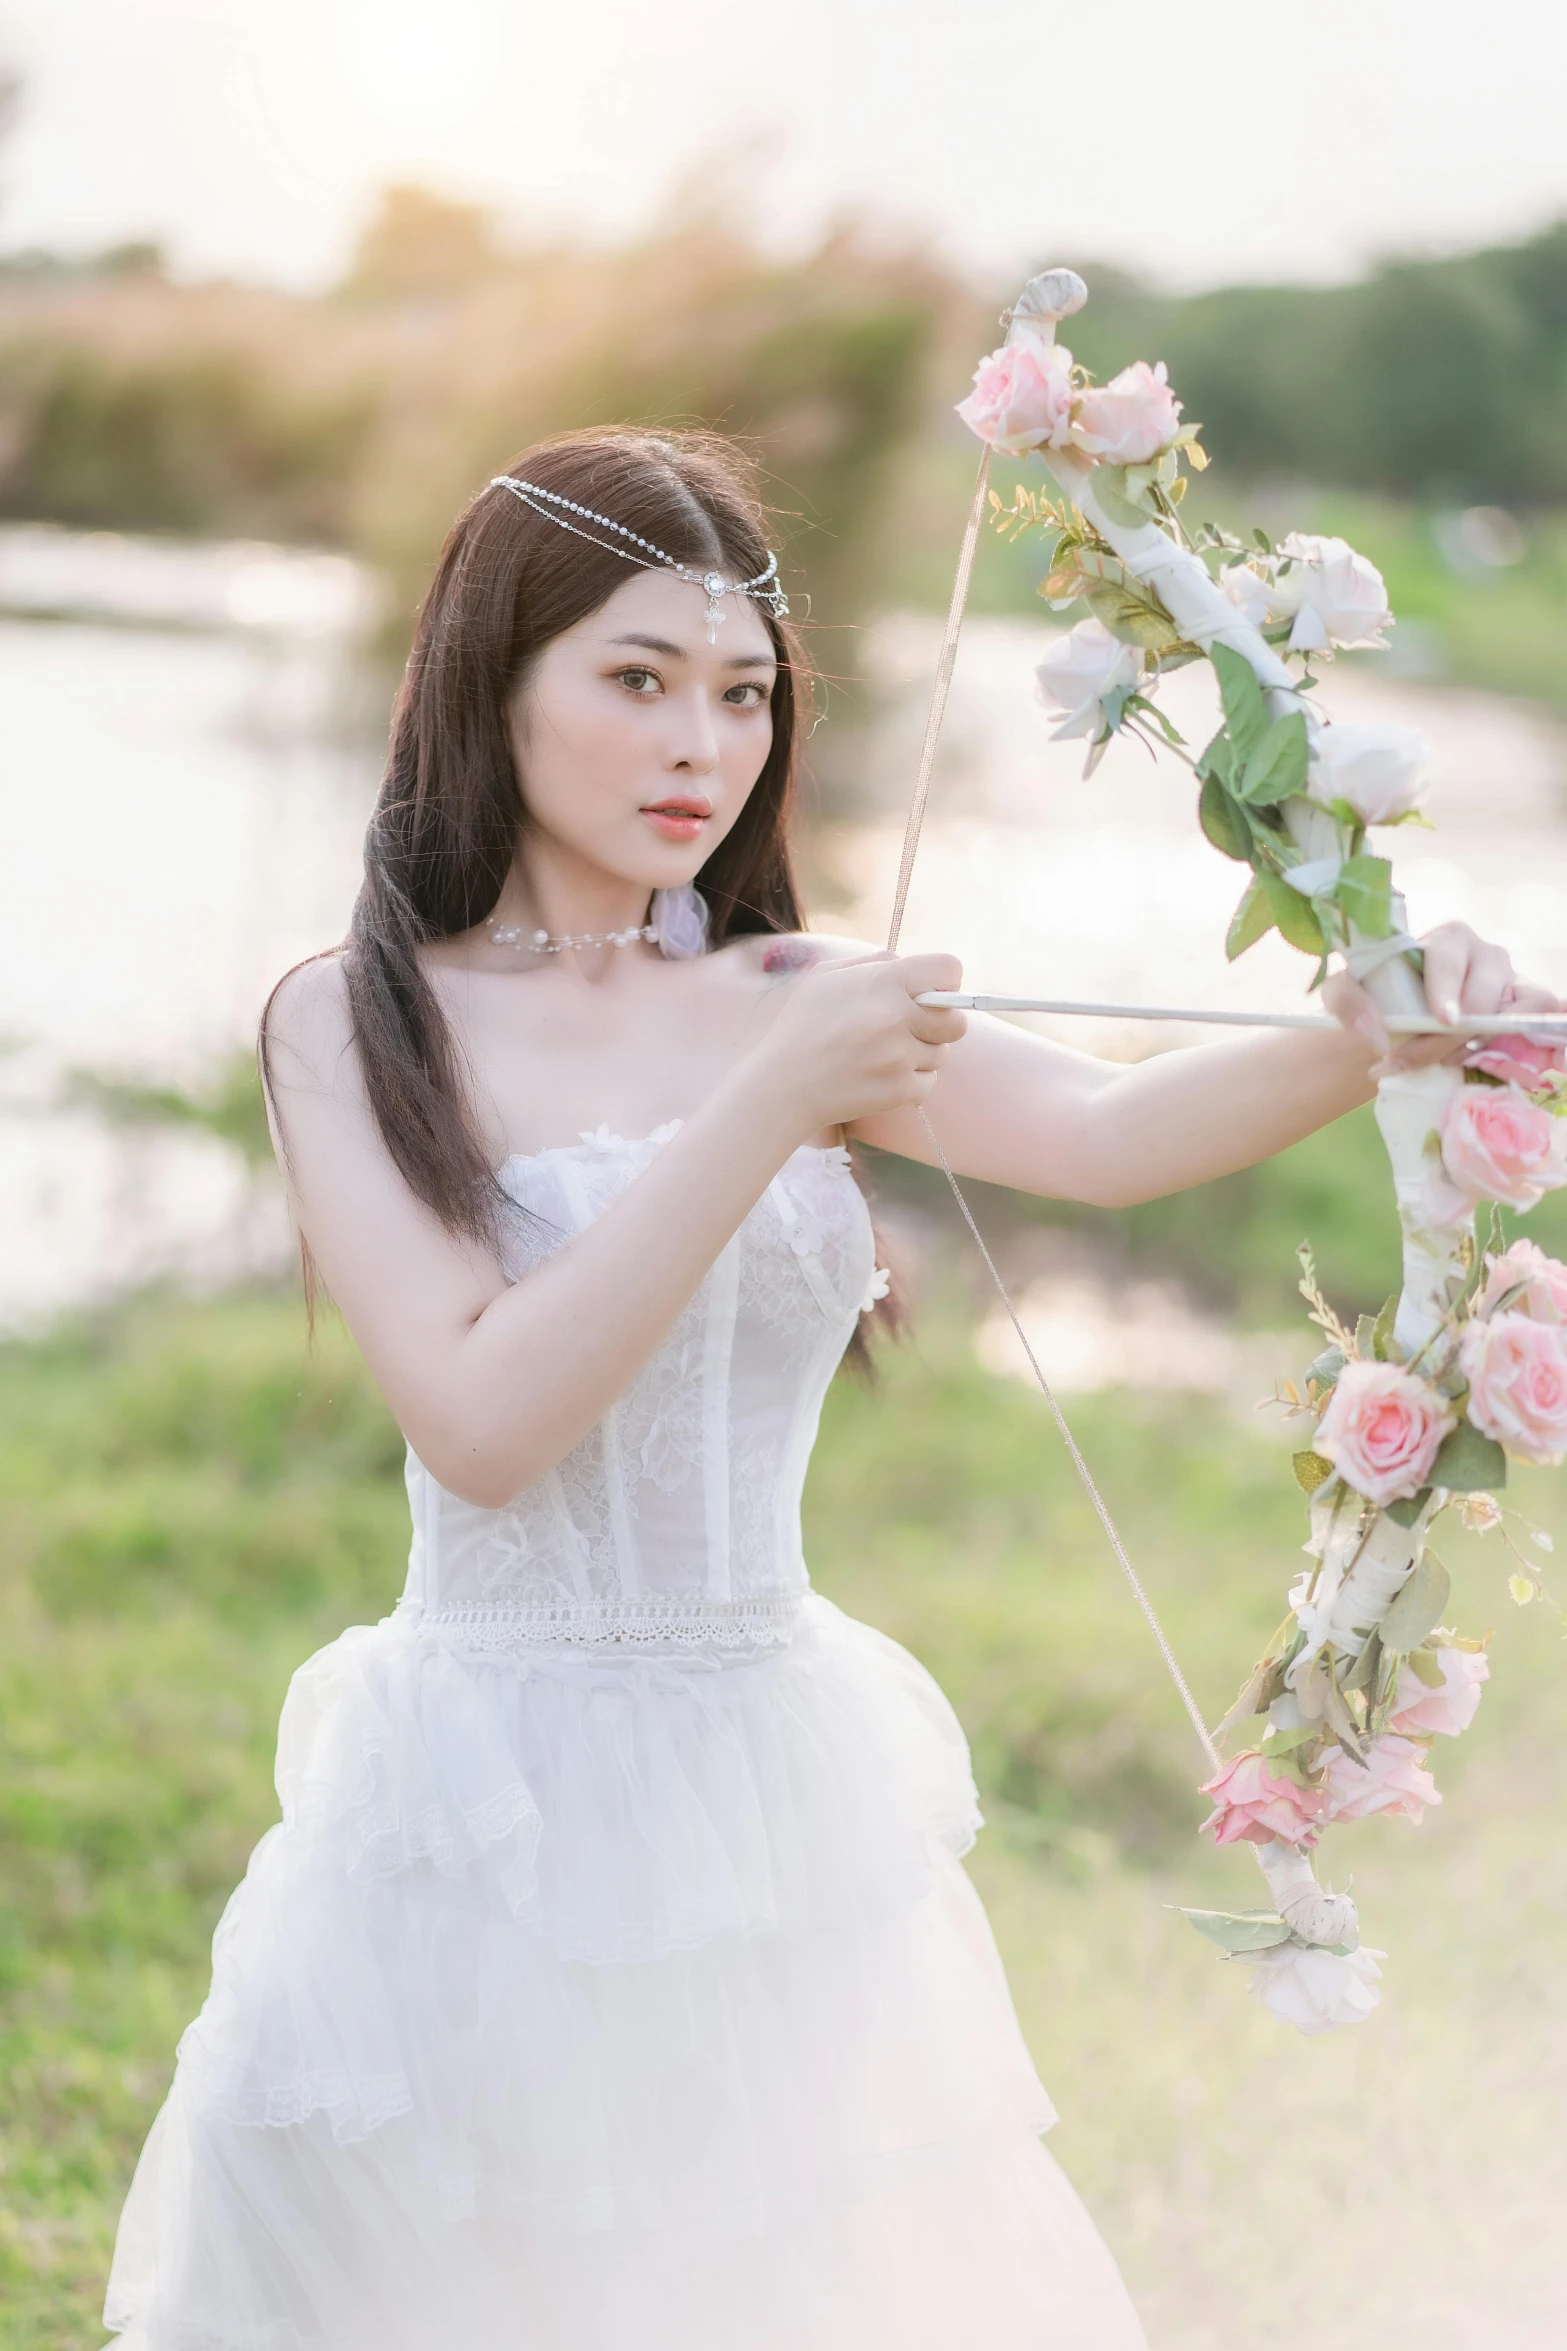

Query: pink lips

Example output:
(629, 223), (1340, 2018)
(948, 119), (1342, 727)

(641, 796), (711, 843)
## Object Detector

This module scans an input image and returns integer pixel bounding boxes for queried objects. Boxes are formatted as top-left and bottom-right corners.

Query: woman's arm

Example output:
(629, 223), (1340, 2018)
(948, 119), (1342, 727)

(264, 950), (964, 1508)
(852, 922), (1559, 1205)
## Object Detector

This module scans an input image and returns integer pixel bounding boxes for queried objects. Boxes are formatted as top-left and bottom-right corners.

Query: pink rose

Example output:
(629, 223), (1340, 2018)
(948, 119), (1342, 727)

(955, 342), (1076, 455)
(1477, 1237), (1567, 1324)
(1320, 1734), (1440, 1825)
(1431, 1082), (1567, 1217)
(1389, 1647), (1489, 1738)
(1459, 1311), (1567, 1464)
(1199, 1751), (1328, 1849)
(1313, 1360), (1455, 1506)
(1465, 1032), (1566, 1089)
(1068, 359), (1182, 466)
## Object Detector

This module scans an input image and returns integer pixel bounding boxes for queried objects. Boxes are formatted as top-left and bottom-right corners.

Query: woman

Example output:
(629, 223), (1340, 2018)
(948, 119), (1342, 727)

(103, 429), (1552, 2349)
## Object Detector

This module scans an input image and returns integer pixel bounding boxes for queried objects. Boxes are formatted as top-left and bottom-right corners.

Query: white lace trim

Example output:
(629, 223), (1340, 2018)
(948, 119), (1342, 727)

(421, 1596), (803, 1652)
(183, 2055), (415, 2141)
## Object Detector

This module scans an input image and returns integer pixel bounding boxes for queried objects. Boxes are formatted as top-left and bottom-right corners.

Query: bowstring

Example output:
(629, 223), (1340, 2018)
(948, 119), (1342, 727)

(886, 447), (992, 954)
(885, 453), (1222, 1776)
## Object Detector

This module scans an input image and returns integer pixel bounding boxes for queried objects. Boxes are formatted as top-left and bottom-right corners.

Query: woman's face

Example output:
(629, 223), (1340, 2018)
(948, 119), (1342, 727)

(508, 566), (778, 890)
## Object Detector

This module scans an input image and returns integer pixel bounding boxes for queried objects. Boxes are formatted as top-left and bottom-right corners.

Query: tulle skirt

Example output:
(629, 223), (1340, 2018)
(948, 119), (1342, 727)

(103, 1593), (1146, 2349)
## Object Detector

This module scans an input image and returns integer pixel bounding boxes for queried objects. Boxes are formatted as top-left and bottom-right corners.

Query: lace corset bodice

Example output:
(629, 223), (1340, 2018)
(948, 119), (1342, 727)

(398, 1125), (879, 1654)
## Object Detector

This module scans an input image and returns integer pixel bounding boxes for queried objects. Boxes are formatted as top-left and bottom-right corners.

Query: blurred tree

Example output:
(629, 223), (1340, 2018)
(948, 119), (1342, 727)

(1059, 218), (1567, 504)
(0, 338), (375, 536)
(344, 185), (504, 301)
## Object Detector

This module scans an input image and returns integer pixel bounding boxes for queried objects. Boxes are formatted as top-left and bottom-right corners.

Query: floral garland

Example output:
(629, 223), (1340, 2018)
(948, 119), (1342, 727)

(957, 271), (1567, 2033)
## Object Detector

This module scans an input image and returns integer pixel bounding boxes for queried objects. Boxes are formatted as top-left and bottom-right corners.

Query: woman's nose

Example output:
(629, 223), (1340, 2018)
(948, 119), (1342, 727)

(667, 690), (720, 772)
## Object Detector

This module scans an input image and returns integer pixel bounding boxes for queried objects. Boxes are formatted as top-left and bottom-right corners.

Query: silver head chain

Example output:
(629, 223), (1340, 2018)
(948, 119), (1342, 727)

(487, 476), (789, 643)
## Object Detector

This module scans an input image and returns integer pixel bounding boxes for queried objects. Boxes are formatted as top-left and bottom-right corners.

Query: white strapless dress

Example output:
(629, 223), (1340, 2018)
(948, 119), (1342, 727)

(103, 1129), (1147, 2349)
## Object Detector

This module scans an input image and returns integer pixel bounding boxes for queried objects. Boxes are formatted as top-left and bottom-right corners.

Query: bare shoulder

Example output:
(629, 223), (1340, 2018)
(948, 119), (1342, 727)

(730, 929), (883, 982)
(261, 951), (358, 1093)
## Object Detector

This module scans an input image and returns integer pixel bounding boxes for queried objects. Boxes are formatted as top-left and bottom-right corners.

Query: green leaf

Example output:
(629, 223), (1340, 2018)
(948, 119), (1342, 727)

(1405, 1645), (1446, 1688)
(1333, 852), (1394, 940)
(1322, 1675), (1367, 1755)
(1430, 1419), (1508, 1493)
(1384, 1487), (1432, 1528)
(1216, 1655), (1287, 1739)
(1371, 1293), (1400, 1362)
(1226, 877), (1275, 961)
(1080, 577), (1186, 651)
(1045, 548), (1187, 652)
(1258, 869), (1328, 956)
(1236, 711), (1310, 808)
(1127, 694), (1187, 746)
(1293, 1449), (1334, 1493)
(1179, 1908), (1292, 1954)
(1306, 1345), (1346, 1392)
(1209, 643), (1269, 765)
(1196, 726), (1234, 787)
(1198, 771), (1252, 862)
(1381, 1552), (1453, 1653)
(1341, 1631), (1383, 1694)
(1090, 465), (1155, 530)
(1261, 1720), (1320, 1757)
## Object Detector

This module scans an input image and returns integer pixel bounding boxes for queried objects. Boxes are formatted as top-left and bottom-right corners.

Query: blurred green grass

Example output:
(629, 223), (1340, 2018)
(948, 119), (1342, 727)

(3, 1282), (1565, 2346)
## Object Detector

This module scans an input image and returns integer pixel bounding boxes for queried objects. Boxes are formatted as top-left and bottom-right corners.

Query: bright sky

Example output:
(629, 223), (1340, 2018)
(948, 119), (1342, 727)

(2, 0), (1564, 294)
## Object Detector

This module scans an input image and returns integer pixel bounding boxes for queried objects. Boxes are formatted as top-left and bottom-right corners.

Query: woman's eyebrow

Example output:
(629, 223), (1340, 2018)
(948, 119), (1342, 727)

(608, 631), (776, 672)
(609, 632), (686, 657)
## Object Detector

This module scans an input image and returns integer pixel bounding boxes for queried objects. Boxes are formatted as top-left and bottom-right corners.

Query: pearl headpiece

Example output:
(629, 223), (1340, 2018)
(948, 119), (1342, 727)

(487, 475), (789, 643)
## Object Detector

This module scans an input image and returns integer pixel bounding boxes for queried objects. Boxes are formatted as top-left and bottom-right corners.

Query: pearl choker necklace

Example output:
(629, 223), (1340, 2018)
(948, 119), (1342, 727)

(490, 920), (655, 955)
(487, 884), (710, 962)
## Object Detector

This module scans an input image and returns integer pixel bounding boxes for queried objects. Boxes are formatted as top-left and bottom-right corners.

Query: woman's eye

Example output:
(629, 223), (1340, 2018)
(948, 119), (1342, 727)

(723, 682), (769, 706)
(616, 667), (660, 695)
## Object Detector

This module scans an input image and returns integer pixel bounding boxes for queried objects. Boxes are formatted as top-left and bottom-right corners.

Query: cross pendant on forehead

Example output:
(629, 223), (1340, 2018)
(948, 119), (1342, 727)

(700, 570), (727, 642)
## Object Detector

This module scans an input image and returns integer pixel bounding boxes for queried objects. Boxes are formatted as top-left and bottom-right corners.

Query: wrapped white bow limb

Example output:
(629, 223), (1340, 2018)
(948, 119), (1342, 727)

(904, 267), (1546, 2025)
(993, 270), (1480, 1973)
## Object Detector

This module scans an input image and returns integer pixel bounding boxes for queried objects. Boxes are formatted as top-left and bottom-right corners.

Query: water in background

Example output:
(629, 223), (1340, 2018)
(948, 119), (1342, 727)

(7, 525), (1567, 1328)
(0, 526), (383, 1323)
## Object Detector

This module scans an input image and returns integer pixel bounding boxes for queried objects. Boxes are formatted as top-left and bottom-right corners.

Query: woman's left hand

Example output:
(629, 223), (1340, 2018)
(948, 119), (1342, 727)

(1323, 920), (1562, 1076)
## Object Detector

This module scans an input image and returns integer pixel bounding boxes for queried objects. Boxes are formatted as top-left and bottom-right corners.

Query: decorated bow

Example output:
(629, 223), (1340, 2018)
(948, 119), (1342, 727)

(892, 268), (1567, 2034)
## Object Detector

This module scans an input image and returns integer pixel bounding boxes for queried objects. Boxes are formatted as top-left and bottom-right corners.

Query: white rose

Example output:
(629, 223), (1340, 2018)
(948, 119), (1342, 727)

(1034, 617), (1143, 740)
(1269, 533), (1393, 653)
(1244, 1941), (1384, 2035)
(1306, 721), (1429, 824)
(1218, 561), (1277, 628)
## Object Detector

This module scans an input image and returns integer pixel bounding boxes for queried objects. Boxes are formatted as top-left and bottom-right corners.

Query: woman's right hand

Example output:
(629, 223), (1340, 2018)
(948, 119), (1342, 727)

(747, 951), (969, 1134)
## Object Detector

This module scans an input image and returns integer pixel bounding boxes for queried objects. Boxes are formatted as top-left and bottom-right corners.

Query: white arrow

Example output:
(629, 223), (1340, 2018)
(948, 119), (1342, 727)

(916, 993), (1567, 1037)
